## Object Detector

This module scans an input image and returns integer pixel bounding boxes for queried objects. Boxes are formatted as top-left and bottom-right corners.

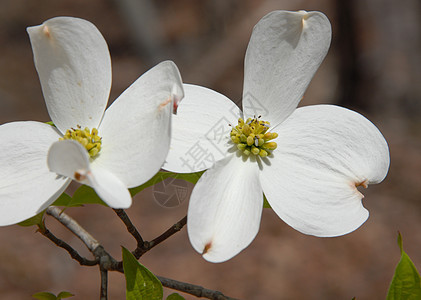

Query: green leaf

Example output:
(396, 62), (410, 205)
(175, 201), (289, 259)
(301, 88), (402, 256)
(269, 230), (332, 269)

(18, 210), (45, 230)
(51, 193), (74, 206)
(69, 185), (107, 207)
(56, 291), (74, 299)
(129, 170), (204, 197)
(45, 121), (55, 127)
(50, 186), (106, 208)
(176, 171), (204, 184)
(32, 291), (74, 300)
(122, 247), (163, 300)
(166, 293), (185, 300)
(263, 194), (271, 208)
(129, 172), (175, 197)
(32, 292), (58, 300)
(387, 232), (421, 300)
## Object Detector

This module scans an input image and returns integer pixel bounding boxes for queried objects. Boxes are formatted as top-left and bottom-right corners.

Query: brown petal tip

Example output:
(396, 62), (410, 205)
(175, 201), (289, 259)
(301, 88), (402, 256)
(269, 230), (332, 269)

(202, 242), (212, 255)
(355, 180), (369, 189)
(43, 25), (51, 38)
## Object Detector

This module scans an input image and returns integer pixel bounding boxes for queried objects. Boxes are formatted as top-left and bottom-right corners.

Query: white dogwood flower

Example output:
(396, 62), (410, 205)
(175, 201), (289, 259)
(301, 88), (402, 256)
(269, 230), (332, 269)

(163, 10), (390, 262)
(0, 17), (183, 226)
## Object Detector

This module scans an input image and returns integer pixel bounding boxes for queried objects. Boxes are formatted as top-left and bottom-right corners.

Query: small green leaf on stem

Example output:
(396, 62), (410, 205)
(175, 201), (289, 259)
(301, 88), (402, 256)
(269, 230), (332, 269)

(387, 232), (421, 300)
(32, 292), (57, 300)
(32, 291), (74, 300)
(122, 247), (163, 300)
(56, 291), (74, 299)
(18, 210), (46, 231)
(166, 293), (185, 300)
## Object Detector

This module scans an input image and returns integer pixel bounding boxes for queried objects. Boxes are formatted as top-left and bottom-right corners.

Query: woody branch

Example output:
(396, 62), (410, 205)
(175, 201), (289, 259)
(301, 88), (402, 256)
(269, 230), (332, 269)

(41, 206), (235, 300)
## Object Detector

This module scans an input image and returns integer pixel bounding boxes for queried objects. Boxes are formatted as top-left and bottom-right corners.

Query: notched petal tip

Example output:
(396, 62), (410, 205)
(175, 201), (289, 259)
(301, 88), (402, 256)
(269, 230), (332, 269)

(355, 180), (369, 189)
(171, 83), (183, 114)
(352, 179), (369, 199)
(202, 241), (212, 255)
(159, 97), (172, 111)
(158, 83), (184, 113)
(158, 84), (183, 115)
(297, 10), (309, 22)
(74, 170), (89, 181)
(42, 25), (51, 38)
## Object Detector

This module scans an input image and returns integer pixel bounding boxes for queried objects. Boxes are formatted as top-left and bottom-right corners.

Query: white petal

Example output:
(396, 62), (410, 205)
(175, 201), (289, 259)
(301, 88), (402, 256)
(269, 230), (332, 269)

(187, 154), (263, 263)
(260, 105), (390, 236)
(47, 140), (91, 178)
(94, 61), (183, 188)
(242, 11), (331, 126)
(48, 140), (131, 208)
(89, 166), (132, 209)
(27, 17), (112, 133)
(163, 84), (242, 173)
(0, 121), (70, 226)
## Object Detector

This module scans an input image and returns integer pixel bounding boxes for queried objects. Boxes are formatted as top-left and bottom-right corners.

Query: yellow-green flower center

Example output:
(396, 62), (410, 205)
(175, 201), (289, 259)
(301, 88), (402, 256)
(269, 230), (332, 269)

(230, 117), (278, 157)
(60, 125), (102, 158)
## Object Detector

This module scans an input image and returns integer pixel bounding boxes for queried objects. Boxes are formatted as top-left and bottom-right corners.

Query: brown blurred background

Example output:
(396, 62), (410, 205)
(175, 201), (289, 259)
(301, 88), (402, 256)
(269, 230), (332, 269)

(1, 0), (421, 299)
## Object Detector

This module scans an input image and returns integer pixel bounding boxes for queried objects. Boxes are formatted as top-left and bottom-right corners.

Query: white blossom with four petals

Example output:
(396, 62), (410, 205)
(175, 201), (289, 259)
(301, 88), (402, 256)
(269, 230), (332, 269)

(0, 17), (183, 226)
(163, 11), (390, 262)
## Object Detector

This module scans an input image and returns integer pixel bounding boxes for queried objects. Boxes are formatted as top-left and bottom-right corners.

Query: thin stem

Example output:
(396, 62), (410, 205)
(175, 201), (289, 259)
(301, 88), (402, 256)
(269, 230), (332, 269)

(46, 207), (119, 267)
(114, 209), (187, 258)
(157, 276), (239, 300)
(44, 208), (236, 299)
(100, 265), (108, 300)
(40, 227), (98, 266)
(145, 215), (187, 251)
(46, 207), (117, 300)
(114, 214), (187, 271)
(113, 209), (145, 257)
(46, 207), (100, 252)
(113, 264), (237, 300)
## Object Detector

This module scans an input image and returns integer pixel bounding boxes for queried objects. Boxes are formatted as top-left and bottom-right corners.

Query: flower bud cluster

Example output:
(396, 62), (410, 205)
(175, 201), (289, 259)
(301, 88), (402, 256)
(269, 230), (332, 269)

(60, 125), (102, 157)
(230, 117), (278, 157)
